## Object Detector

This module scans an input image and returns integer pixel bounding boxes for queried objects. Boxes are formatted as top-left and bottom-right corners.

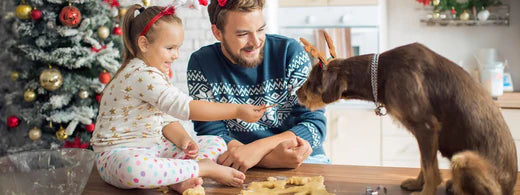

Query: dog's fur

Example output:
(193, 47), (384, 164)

(297, 42), (517, 195)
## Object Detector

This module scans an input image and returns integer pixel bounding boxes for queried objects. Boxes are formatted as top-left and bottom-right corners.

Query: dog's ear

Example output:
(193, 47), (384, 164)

(321, 69), (346, 103)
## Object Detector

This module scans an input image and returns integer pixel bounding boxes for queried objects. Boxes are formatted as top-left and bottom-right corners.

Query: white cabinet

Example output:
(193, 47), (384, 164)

(324, 101), (520, 170)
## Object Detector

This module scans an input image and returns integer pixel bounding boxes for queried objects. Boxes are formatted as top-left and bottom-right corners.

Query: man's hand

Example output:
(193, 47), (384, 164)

(217, 142), (266, 173)
(259, 136), (313, 169)
(181, 138), (199, 159)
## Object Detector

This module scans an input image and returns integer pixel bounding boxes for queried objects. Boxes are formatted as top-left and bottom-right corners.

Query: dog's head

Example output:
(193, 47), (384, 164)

(296, 31), (347, 111)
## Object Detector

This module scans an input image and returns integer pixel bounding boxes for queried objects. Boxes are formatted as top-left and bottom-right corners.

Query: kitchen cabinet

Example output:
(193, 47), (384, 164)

(279, 0), (378, 7)
(324, 98), (520, 170)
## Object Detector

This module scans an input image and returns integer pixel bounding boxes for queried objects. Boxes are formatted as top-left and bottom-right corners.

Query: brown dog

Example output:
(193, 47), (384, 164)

(296, 32), (517, 195)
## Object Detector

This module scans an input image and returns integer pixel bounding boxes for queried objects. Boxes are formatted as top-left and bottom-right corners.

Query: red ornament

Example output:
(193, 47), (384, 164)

(451, 8), (456, 14)
(85, 123), (95, 133)
(30, 8), (42, 20)
(168, 68), (173, 79)
(217, 0), (227, 7)
(103, 0), (120, 8)
(198, 0), (208, 6)
(91, 45), (107, 53)
(64, 137), (90, 149)
(99, 71), (111, 84)
(7, 115), (20, 128)
(59, 5), (82, 27)
(95, 94), (102, 103)
(416, 0), (431, 6)
(113, 24), (122, 36)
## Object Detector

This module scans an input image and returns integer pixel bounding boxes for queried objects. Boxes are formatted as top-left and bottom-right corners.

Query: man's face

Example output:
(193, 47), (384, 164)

(215, 9), (266, 68)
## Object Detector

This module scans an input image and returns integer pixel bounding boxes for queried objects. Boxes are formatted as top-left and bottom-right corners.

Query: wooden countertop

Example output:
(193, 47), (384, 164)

(497, 92), (520, 109)
(83, 163), (520, 195)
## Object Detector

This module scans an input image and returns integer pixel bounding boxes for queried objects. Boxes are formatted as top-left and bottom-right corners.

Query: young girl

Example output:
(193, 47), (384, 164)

(90, 4), (266, 193)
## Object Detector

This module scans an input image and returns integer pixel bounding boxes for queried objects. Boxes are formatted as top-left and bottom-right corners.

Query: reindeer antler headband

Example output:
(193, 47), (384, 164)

(300, 31), (337, 69)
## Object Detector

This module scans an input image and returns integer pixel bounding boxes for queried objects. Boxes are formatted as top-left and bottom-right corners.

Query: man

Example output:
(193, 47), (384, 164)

(187, 0), (328, 173)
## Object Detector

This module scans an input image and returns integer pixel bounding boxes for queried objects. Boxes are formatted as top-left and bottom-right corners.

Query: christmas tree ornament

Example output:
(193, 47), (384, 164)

(95, 94), (102, 103)
(432, 0), (440, 6)
(28, 126), (42, 140)
(7, 115), (20, 128)
(450, 7), (457, 19)
(460, 10), (470, 21)
(16, 1), (32, 20)
(477, 8), (490, 21)
(56, 126), (68, 141)
(97, 25), (110, 39)
(59, 4), (82, 27)
(24, 89), (37, 102)
(119, 7), (127, 18)
(99, 70), (111, 84)
(40, 66), (63, 91)
(30, 8), (42, 20)
(85, 123), (95, 133)
(113, 24), (122, 36)
(10, 72), (19, 81)
(142, 0), (151, 6)
(78, 90), (89, 99)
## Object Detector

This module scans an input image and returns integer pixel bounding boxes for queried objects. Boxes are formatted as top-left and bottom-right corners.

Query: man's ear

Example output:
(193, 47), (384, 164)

(211, 25), (223, 41)
(321, 70), (346, 103)
(137, 36), (149, 53)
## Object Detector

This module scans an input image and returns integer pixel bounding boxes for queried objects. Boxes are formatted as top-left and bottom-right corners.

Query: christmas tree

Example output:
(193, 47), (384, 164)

(0, 0), (124, 156)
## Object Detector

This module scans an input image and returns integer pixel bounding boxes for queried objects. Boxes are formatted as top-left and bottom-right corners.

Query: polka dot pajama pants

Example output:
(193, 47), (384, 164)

(95, 135), (227, 189)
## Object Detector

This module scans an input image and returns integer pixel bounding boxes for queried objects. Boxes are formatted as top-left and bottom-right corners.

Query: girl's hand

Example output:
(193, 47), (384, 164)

(237, 104), (266, 123)
(181, 138), (199, 159)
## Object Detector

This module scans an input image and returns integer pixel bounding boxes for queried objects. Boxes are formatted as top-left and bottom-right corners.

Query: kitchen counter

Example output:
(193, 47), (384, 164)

(497, 92), (520, 109)
(83, 163), (520, 195)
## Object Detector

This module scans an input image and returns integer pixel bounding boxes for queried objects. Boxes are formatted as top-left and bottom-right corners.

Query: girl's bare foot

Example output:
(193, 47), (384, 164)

(169, 177), (203, 194)
(199, 159), (245, 187)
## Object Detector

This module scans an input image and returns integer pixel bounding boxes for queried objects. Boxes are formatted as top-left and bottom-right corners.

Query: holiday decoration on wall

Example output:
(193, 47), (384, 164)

(0, 0), (123, 156)
(416, 0), (502, 19)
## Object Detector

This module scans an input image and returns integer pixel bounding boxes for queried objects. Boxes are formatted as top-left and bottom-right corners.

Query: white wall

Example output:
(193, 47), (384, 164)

(386, 0), (520, 91)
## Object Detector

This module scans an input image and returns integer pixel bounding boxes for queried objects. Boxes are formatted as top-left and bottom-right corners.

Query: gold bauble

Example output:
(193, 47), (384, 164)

(78, 90), (89, 99)
(97, 26), (110, 40)
(40, 67), (63, 91)
(29, 126), (42, 140)
(16, 4), (32, 20)
(433, 0), (440, 6)
(460, 10), (470, 21)
(24, 89), (37, 102)
(56, 127), (68, 141)
(142, 0), (151, 6)
(10, 72), (19, 81)
(119, 7), (128, 18)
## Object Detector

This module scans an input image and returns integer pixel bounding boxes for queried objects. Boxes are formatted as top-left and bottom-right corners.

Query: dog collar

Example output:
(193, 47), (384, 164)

(370, 53), (387, 116)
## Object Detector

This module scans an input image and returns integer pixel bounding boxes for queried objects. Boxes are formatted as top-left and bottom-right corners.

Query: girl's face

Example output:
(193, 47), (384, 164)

(138, 22), (184, 74)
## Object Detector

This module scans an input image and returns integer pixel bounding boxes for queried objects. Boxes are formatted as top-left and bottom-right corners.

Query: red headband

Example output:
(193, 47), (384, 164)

(139, 6), (176, 36)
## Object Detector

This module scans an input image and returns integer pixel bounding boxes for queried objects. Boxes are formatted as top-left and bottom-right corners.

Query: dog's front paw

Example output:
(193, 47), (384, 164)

(401, 178), (423, 191)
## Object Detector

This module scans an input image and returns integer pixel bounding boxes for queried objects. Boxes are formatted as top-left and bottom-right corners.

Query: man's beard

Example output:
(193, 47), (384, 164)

(222, 39), (264, 68)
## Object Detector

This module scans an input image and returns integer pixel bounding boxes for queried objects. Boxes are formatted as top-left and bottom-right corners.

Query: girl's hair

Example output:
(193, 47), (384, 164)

(102, 5), (182, 94)
(121, 4), (182, 67)
(208, 0), (264, 31)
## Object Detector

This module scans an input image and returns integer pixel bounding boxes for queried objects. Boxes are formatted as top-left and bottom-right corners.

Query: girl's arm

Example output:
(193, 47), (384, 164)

(188, 100), (265, 122)
(162, 121), (191, 148)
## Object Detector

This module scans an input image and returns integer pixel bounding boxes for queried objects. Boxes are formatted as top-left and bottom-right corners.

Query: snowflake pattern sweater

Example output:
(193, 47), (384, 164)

(187, 34), (326, 156)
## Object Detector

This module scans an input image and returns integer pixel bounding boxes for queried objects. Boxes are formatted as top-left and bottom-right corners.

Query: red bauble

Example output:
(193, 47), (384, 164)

(113, 25), (122, 36)
(85, 123), (95, 133)
(198, 0), (208, 6)
(64, 137), (90, 149)
(99, 71), (111, 84)
(7, 115), (20, 128)
(30, 8), (42, 20)
(59, 5), (82, 27)
(95, 94), (102, 103)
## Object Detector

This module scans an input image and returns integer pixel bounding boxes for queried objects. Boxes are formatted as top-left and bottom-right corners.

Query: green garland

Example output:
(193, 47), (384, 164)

(433, 0), (502, 14)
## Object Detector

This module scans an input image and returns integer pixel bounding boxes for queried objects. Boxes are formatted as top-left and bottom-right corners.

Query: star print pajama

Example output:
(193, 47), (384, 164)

(95, 135), (226, 189)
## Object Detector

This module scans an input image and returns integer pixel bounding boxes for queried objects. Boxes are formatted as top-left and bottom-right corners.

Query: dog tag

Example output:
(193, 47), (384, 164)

(375, 105), (387, 116)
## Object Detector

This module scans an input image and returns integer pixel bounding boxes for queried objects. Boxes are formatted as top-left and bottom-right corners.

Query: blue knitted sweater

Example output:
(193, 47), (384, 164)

(187, 34), (326, 156)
